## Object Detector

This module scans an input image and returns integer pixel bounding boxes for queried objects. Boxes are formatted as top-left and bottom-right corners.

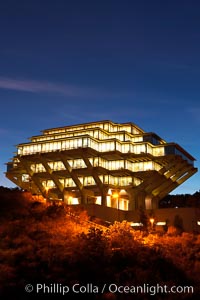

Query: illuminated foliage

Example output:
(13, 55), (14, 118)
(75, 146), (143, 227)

(0, 188), (200, 298)
(108, 221), (135, 249)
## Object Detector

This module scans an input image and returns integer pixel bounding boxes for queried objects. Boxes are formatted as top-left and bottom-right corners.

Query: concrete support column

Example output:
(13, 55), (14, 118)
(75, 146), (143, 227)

(59, 153), (86, 204)
(39, 156), (64, 194)
(158, 158), (180, 175)
(177, 168), (197, 185)
(101, 190), (107, 206)
(133, 190), (146, 209)
(173, 165), (193, 182)
(145, 173), (167, 195)
(165, 161), (188, 179)
(19, 156), (46, 197)
(152, 196), (159, 209)
(126, 189), (136, 210)
(81, 155), (107, 205)
(153, 179), (176, 197)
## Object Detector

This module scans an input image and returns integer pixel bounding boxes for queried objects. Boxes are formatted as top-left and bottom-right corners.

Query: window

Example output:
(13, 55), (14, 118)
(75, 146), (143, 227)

(22, 174), (29, 182)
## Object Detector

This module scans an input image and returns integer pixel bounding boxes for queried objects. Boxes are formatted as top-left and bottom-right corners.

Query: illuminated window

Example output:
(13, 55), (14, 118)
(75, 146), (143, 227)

(83, 138), (88, 147)
(156, 222), (166, 226)
(153, 147), (164, 156)
(95, 196), (101, 205)
(84, 176), (95, 186)
(130, 222), (143, 227)
(104, 175), (109, 184)
(71, 198), (79, 205)
(42, 180), (55, 188)
(133, 136), (143, 143)
(134, 144), (146, 154)
(68, 159), (86, 169)
(119, 199), (129, 210)
(122, 144), (130, 153)
(48, 161), (65, 171)
(31, 164), (46, 172)
(104, 123), (109, 131)
(133, 177), (142, 186)
(64, 178), (76, 187)
(65, 196), (79, 205)
(106, 195), (111, 207)
(115, 141), (122, 151)
(22, 174), (30, 182)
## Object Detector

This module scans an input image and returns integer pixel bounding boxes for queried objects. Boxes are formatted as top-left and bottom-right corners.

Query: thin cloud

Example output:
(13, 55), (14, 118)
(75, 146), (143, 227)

(0, 77), (92, 97)
(0, 77), (134, 99)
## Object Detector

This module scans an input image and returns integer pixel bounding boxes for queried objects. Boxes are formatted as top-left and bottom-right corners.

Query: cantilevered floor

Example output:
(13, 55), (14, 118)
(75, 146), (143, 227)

(6, 120), (197, 211)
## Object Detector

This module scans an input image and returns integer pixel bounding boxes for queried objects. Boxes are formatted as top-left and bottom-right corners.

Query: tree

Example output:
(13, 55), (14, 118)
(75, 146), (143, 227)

(173, 214), (184, 234)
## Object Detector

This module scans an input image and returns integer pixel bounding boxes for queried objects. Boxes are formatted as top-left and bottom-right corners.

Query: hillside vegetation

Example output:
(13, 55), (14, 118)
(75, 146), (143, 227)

(0, 187), (200, 299)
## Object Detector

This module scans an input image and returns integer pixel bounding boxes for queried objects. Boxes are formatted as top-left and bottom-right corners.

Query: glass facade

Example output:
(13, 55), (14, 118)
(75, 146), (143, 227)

(26, 158), (161, 173)
(6, 120), (197, 211)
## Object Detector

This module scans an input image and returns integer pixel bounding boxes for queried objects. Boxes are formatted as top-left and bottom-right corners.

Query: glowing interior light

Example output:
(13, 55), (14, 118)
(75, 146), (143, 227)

(112, 193), (119, 199)
(68, 196), (73, 205)
(156, 222), (166, 226)
(119, 189), (128, 195)
(107, 189), (112, 195)
(71, 198), (79, 205)
(149, 218), (155, 225)
(130, 222), (143, 227)
(95, 196), (101, 205)
(197, 221), (200, 226)
(106, 196), (111, 207)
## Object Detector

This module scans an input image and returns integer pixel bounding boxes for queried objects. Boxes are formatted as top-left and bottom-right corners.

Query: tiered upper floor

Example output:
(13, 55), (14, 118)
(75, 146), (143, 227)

(15, 120), (194, 166)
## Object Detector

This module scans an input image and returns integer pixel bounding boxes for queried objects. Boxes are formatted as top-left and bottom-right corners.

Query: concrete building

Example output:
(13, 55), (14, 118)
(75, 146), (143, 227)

(6, 120), (197, 217)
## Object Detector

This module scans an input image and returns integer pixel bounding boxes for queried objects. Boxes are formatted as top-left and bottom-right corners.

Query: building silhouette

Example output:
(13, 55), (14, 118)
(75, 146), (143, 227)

(6, 120), (197, 216)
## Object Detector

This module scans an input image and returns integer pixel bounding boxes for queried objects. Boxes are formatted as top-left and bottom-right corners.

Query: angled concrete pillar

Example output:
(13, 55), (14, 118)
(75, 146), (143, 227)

(158, 158), (178, 175)
(152, 179), (177, 197)
(177, 168), (197, 185)
(164, 161), (188, 179)
(145, 173), (167, 194)
(158, 182), (179, 199)
(172, 165), (193, 182)
(59, 152), (88, 203)
(19, 156), (46, 197)
(38, 155), (64, 194)
(81, 156), (107, 205)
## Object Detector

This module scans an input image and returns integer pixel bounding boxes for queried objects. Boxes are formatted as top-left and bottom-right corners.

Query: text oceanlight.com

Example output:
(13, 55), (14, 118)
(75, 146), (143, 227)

(25, 283), (194, 296)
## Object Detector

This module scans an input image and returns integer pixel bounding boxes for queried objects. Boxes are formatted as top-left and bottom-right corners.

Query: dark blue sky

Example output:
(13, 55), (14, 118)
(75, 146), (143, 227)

(0, 0), (199, 194)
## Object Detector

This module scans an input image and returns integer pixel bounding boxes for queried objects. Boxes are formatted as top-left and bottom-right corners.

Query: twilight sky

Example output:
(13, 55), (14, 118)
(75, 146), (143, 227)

(0, 0), (199, 194)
